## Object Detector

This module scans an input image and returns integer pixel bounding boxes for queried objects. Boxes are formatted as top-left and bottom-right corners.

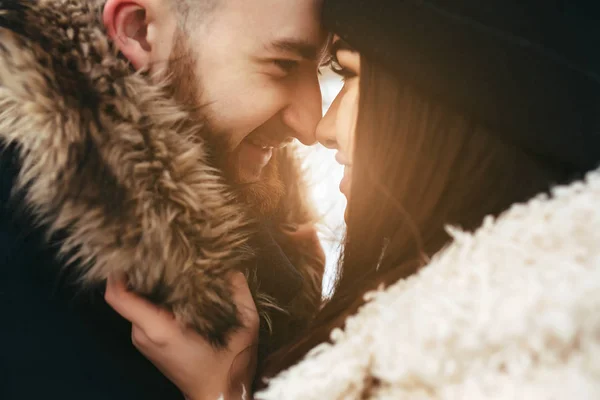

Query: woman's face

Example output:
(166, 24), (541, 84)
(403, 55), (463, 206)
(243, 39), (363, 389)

(316, 37), (360, 201)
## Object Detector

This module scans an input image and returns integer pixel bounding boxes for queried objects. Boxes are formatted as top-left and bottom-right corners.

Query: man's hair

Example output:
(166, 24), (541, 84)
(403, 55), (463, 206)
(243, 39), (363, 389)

(172, 0), (220, 31)
(95, 0), (219, 31)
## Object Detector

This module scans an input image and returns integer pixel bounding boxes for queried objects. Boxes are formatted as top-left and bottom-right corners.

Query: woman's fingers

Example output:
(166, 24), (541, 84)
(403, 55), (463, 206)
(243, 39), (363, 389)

(106, 272), (258, 345)
(105, 274), (175, 344)
(105, 274), (153, 324)
(229, 272), (259, 329)
(131, 324), (158, 350)
(104, 272), (261, 399)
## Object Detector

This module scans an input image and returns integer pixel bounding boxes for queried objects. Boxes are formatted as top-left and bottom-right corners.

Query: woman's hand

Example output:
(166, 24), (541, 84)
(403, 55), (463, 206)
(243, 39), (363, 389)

(105, 273), (259, 400)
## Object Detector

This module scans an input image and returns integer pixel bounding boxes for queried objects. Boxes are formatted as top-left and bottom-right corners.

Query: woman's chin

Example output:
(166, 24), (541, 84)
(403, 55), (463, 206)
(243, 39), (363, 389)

(339, 177), (351, 221)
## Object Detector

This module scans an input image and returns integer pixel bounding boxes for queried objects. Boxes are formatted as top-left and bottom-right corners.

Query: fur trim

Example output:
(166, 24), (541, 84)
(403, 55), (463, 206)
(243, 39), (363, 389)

(258, 169), (600, 399)
(0, 0), (252, 345)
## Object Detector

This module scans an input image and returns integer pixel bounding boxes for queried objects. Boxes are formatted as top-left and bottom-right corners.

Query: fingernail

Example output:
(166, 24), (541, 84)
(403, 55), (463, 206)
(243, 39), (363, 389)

(281, 223), (298, 232)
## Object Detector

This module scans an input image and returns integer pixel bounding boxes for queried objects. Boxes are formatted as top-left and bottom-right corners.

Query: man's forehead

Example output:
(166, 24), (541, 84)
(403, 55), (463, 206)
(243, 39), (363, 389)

(265, 35), (330, 62)
(223, 0), (325, 43)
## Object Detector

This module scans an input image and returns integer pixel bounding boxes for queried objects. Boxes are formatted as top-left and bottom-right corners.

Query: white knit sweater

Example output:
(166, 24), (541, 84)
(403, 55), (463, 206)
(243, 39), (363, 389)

(256, 170), (600, 399)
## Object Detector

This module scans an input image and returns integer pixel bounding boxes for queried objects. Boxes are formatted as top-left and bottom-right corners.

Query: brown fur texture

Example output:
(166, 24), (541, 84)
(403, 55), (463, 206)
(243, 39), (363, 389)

(0, 0), (323, 349)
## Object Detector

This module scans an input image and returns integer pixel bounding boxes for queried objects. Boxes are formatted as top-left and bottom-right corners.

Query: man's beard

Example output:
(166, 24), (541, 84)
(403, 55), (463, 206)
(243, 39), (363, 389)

(222, 147), (285, 217)
(166, 30), (285, 217)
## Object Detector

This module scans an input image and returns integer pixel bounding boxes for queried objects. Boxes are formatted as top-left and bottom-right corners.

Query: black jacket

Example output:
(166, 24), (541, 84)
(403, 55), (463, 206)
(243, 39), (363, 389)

(0, 142), (183, 399)
(1, 140), (313, 399)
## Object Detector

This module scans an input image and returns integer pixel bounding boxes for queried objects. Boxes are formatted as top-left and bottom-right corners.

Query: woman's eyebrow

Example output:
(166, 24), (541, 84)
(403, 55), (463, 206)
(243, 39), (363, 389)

(330, 38), (354, 55)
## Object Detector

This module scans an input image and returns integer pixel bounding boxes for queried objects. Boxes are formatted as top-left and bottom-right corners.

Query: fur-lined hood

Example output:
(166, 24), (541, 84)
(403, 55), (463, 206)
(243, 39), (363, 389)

(258, 169), (600, 399)
(0, 0), (322, 347)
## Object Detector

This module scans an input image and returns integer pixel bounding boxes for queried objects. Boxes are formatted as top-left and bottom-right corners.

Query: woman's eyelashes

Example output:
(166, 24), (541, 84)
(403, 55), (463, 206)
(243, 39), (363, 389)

(330, 53), (357, 80)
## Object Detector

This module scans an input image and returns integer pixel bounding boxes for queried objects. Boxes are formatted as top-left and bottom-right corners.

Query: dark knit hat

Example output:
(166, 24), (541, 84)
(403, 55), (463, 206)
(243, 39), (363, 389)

(322, 0), (600, 177)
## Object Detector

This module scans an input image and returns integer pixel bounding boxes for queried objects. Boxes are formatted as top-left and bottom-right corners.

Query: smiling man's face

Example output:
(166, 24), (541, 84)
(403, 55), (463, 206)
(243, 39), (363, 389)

(170, 0), (326, 214)
(104, 0), (326, 215)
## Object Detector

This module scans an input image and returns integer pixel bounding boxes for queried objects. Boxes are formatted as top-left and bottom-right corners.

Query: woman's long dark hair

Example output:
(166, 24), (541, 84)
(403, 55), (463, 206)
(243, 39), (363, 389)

(259, 54), (564, 381)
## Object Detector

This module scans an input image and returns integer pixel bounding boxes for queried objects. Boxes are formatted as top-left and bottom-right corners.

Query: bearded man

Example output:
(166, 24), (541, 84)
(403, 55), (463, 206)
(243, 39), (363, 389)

(0, 0), (326, 398)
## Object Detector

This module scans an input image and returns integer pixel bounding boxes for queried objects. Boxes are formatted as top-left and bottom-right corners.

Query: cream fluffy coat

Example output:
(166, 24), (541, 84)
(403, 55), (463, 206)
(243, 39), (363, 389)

(258, 169), (600, 399)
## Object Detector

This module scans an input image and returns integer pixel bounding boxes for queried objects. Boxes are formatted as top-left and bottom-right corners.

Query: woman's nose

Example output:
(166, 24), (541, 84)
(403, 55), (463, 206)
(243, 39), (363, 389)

(316, 99), (339, 149)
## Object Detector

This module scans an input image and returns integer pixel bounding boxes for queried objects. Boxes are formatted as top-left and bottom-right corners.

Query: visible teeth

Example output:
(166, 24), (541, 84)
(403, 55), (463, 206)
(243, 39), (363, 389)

(248, 138), (274, 149)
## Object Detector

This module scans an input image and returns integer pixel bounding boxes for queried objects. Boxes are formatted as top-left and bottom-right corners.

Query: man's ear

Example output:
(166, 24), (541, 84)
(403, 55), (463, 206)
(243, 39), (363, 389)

(103, 0), (152, 70)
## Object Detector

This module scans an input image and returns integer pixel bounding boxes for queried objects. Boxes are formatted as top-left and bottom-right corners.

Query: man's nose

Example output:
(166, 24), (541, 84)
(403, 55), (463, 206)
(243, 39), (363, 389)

(281, 70), (322, 146)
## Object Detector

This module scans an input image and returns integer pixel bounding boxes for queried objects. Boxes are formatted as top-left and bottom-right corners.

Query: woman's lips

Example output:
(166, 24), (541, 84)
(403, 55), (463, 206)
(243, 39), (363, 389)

(334, 152), (353, 197)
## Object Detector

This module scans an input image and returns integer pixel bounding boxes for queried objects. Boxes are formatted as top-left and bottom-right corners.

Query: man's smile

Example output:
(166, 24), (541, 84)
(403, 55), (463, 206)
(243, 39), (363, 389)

(239, 138), (274, 173)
